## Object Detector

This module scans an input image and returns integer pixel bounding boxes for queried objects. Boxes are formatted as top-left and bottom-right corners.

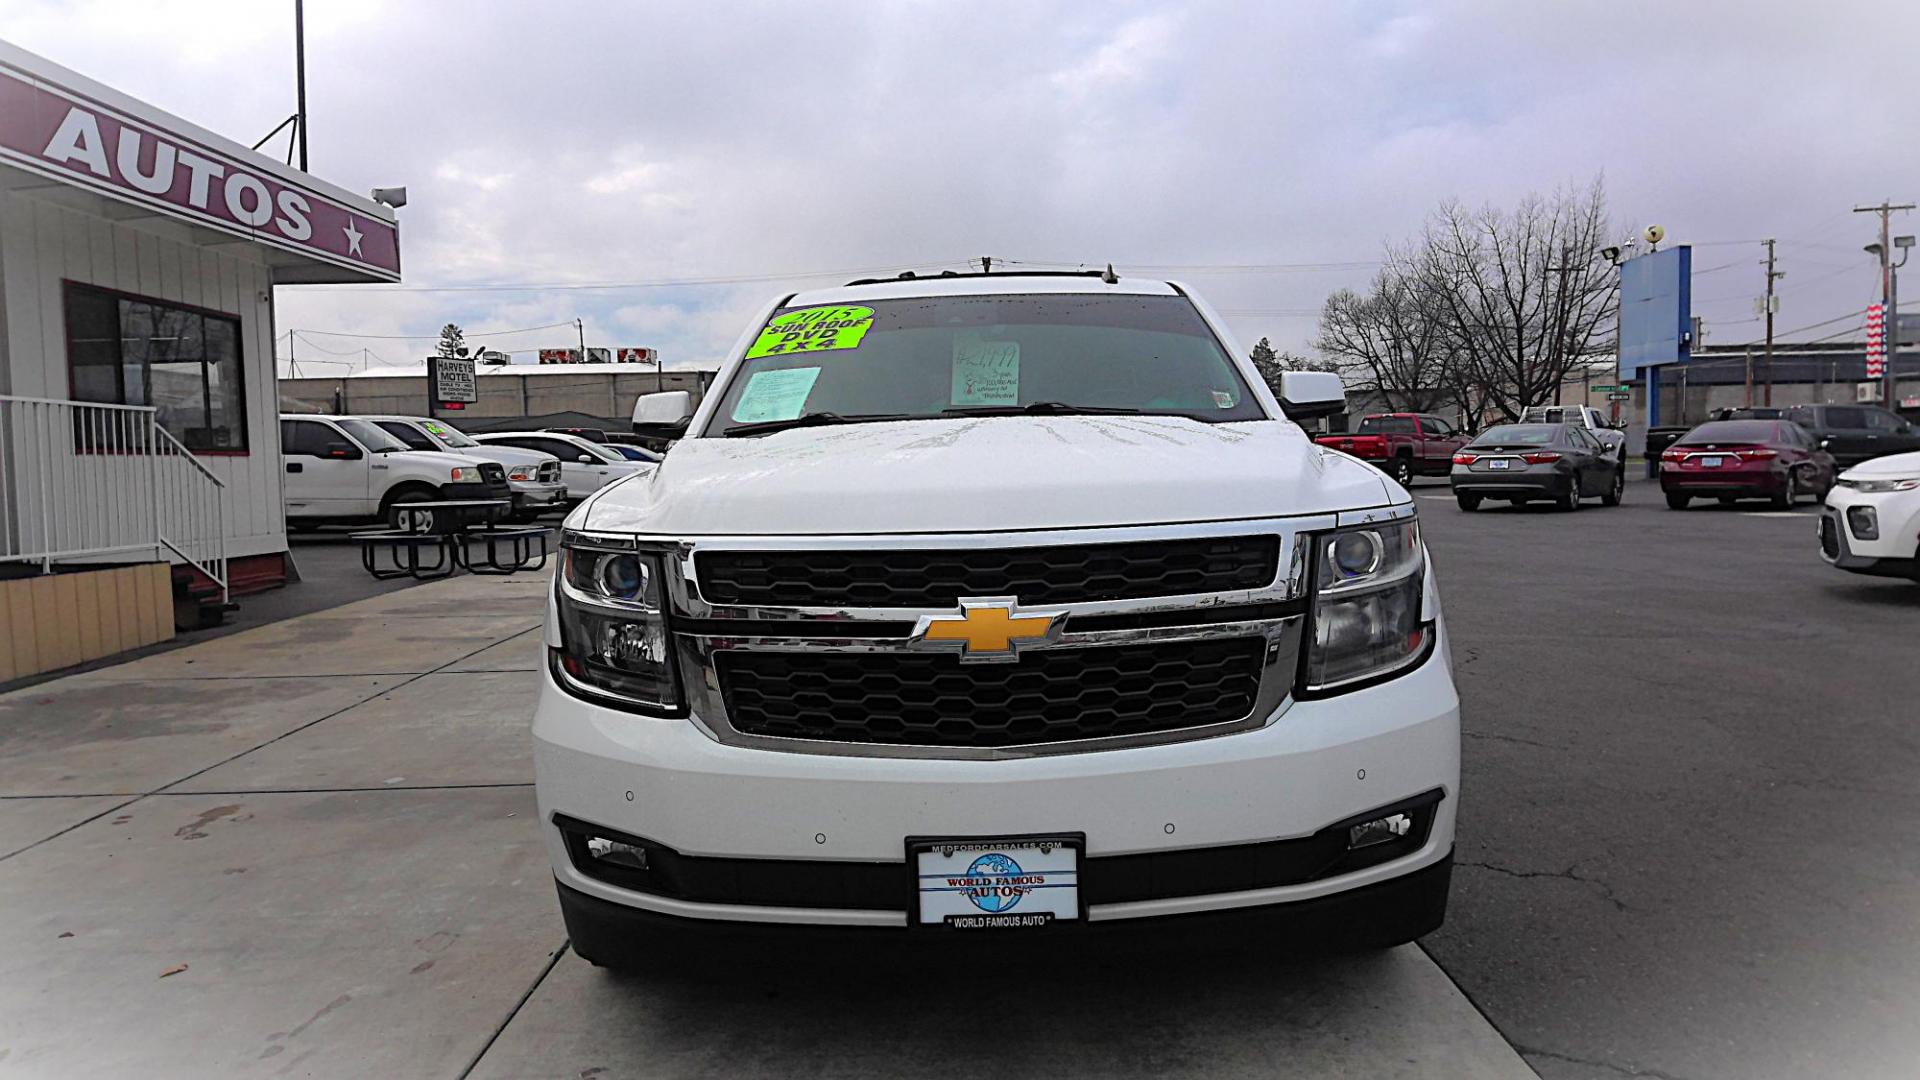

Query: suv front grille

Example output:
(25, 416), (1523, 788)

(715, 638), (1265, 748)
(479, 463), (507, 484)
(539, 462), (561, 483)
(695, 536), (1279, 609)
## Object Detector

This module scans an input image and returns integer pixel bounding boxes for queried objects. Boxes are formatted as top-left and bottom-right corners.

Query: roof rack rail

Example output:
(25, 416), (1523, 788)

(842, 268), (1121, 287)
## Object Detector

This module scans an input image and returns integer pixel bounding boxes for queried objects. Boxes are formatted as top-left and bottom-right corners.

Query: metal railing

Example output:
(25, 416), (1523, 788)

(0, 395), (228, 602)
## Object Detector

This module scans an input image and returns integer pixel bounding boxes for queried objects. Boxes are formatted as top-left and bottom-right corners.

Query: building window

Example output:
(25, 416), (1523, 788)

(64, 282), (247, 452)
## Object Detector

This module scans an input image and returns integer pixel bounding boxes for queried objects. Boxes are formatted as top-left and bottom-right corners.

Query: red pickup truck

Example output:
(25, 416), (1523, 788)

(1315, 413), (1469, 487)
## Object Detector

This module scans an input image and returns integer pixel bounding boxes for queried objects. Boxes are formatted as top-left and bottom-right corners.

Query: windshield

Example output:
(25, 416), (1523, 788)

(1520, 407), (1582, 424)
(1470, 424), (1559, 448)
(1678, 420), (1777, 445)
(704, 293), (1262, 436)
(337, 418), (410, 452)
(1358, 416), (1416, 434)
(419, 420), (478, 447)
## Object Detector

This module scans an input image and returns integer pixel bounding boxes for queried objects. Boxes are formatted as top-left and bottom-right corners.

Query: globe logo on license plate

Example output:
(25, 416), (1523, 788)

(962, 852), (1038, 912)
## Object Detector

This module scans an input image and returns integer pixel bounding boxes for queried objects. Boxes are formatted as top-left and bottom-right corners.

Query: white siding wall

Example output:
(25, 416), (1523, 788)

(0, 189), (286, 561)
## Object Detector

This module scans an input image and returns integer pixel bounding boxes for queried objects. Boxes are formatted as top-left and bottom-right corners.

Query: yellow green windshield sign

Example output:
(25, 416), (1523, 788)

(744, 306), (874, 358)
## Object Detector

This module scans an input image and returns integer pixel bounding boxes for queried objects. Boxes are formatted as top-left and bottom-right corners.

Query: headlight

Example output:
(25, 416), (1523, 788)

(507, 465), (537, 481)
(1301, 517), (1429, 693)
(1842, 476), (1920, 493)
(449, 466), (481, 482)
(553, 542), (680, 713)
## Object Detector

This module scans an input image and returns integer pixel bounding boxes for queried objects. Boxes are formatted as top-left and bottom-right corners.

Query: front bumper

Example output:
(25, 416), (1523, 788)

(532, 619), (1460, 928)
(556, 847), (1453, 956)
(1820, 487), (1920, 577)
(509, 480), (568, 513)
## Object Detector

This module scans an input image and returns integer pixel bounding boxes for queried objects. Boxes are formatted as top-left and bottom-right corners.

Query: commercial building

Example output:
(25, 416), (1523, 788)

(0, 39), (401, 680)
(278, 363), (716, 434)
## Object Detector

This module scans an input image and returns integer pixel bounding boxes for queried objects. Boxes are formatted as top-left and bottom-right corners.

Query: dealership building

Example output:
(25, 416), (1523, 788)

(0, 39), (401, 680)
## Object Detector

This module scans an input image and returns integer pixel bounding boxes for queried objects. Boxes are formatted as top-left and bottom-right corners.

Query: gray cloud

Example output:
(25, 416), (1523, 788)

(6, 0), (1914, 368)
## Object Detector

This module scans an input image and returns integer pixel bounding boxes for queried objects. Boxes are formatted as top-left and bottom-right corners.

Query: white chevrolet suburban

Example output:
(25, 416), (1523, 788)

(534, 272), (1459, 964)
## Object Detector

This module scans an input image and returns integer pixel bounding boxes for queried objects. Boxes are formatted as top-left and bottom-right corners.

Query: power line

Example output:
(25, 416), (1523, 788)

(290, 319), (577, 341)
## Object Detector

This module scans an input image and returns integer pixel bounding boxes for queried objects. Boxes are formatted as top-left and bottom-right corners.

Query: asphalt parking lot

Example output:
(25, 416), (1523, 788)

(1417, 475), (1920, 1079)
(1, 478), (1914, 1078)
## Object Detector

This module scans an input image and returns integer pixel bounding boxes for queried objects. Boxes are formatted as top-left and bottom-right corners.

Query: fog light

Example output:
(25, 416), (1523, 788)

(1348, 813), (1412, 850)
(586, 835), (650, 871)
(1847, 506), (1879, 541)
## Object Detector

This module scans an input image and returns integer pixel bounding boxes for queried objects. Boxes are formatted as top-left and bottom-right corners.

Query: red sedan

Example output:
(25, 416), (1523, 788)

(1659, 419), (1837, 510)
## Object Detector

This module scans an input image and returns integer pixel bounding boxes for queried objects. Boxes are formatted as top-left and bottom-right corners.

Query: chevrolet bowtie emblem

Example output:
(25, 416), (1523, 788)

(909, 597), (1067, 663)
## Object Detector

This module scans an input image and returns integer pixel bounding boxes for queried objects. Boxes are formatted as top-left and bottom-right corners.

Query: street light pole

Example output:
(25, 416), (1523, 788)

(1892, 238), (1913, 409)
(1855, 201), (1914, 407)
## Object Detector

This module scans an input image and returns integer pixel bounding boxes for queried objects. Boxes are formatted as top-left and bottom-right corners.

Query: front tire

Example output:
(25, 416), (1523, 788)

(1456, 493), (1482, 512)
(1665, 491), (1691, 510)
(1557, 473), (1582, 512)
(383, 486), (437, 531)
(1391, 456), (1414, 488)
(1601, 467), (1625, 507)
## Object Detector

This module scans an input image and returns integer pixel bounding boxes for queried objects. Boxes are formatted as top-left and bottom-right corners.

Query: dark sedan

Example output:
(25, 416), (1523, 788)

(1658, 419), (1836, 510)
(1450, 422), (1624, 511)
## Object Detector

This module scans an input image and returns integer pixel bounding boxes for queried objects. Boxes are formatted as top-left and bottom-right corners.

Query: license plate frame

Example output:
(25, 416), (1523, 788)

(1488, 458), (1511, 470)
(906, 833), (1085, 930)
(1701, 455), (1723, 467)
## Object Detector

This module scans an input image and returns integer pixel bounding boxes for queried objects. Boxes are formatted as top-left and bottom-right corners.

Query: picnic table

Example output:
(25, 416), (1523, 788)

(352, 500), (554, 580)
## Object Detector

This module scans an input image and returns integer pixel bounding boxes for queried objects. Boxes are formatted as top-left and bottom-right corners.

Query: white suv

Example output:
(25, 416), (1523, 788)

(280, 414), (510, 529)
(1820, 449), (1920, 580)
(533, 273), (1457, 965)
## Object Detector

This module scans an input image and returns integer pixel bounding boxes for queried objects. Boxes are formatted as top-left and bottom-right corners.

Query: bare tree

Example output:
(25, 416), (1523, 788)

(1314, 250), (1455, 413)
(1422, 176), (1618, 421)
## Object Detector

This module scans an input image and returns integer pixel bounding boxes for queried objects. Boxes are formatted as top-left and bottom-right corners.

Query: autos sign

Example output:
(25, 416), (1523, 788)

(0, 58), (399, 280)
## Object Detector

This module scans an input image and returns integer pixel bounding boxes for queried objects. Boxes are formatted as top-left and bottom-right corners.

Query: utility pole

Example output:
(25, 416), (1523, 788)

(1546, 250), (1577, 405)
(1855, 201), (1914, 407)
(576, 318), (586, 364)
(294, 0), (308, 171)
(1762, 238), (1782, 406)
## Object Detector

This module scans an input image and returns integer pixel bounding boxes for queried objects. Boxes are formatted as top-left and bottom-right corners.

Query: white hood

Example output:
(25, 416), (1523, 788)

(1840, 450), (1920, 479)
(580, 416), (1399, 536)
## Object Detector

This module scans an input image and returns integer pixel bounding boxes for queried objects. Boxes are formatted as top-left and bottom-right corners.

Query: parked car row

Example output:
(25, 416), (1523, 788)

(279, 413), (656, 530)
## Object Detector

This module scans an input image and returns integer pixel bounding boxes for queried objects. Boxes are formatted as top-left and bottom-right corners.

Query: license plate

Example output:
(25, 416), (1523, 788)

(1488, 459), (1511, 470)
(910, 836), (1082, 929)
(1701, 455), (1723, 467)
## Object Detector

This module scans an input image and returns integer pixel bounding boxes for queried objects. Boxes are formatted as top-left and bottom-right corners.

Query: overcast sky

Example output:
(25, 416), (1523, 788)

(6, 0), (1917, 373)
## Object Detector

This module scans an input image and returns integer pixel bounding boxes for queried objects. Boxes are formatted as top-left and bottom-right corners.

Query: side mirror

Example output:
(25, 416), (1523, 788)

(1818, 438), (1833, 450)
(1277, 371), (1346, 421)
(577, 454), (595, 464)
(323, 442), (360, 460)
(633, 390), (695, 428)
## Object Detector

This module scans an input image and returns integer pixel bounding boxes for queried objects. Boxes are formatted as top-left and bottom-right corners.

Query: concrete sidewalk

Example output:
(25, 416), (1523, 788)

(0, 573), (1534, 1079)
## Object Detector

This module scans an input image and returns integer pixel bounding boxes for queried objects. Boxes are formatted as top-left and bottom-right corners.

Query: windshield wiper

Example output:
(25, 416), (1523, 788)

(941, 401), (1145, 418)
(722, 411), (916, 437)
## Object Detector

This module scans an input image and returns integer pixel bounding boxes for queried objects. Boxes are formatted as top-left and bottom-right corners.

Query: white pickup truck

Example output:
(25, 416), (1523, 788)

(280, 414), (511, 529)
(1519, 404), (1626, 457)
(533, 272), (1459, 966)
